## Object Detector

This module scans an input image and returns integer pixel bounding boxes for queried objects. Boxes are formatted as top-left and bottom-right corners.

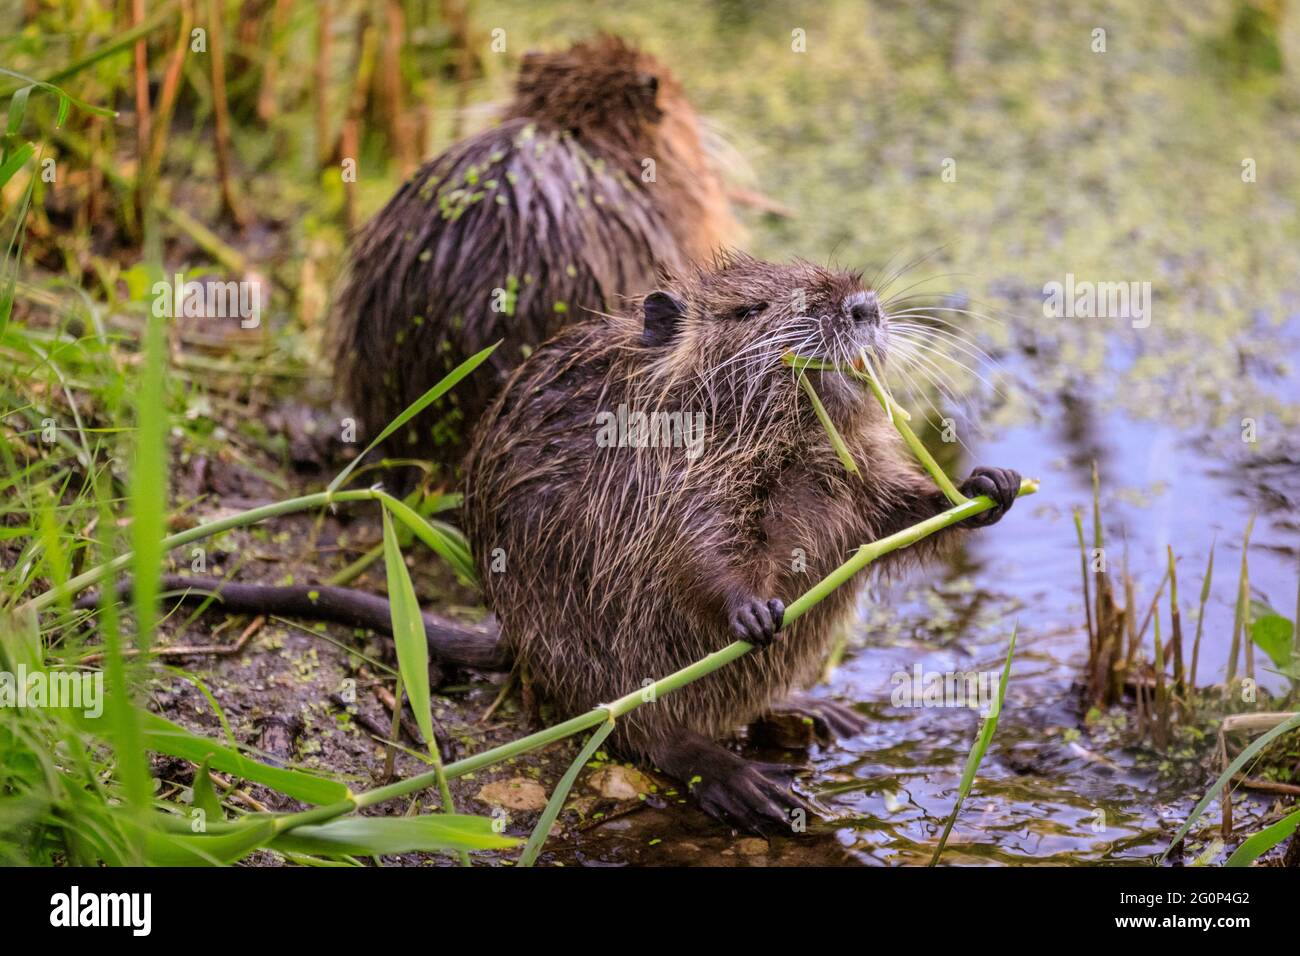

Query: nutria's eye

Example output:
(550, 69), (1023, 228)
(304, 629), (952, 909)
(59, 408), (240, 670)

(727, 302), (768, 321)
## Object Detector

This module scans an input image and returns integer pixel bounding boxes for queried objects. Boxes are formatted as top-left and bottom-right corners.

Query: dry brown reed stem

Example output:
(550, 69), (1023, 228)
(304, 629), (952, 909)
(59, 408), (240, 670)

(207, 0), (246, 226)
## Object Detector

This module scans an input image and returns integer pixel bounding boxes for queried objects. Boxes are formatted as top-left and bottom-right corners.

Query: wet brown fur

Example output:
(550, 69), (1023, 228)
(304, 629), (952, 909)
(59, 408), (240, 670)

(331, 36), (733, 466)
(463, 253), (968, 768)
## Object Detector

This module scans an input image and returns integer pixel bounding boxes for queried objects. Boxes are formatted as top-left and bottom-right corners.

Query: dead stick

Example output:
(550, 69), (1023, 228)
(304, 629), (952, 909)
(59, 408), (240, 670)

(1231, 774), (1300, 797)
(207, 0), (246, 226)
(145, 0), (193, 188)
(727, 186), (795, 219)
(314, 0), (332, 168)
(80, 614), (264, 664)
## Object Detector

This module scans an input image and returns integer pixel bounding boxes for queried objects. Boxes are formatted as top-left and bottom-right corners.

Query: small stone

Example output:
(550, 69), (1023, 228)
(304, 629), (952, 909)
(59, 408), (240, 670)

(475, 776), (548, 812)
(587, 765), (655, 801)
(736, 837), (769, 857)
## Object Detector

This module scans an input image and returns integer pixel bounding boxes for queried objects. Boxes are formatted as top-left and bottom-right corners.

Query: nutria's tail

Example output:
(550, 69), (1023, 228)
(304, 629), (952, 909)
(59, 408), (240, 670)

(75, 575), (509, 671)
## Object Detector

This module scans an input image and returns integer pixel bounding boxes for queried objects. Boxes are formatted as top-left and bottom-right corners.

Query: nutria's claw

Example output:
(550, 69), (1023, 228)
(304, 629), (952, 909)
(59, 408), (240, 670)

(691, 759), (814, 835)
(729, 597), (785, 646)
(960, 466), (1021, 527)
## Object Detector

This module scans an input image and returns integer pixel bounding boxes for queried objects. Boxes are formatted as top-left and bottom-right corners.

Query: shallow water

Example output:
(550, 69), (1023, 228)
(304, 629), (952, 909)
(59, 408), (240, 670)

(807, 325), (1299, 865)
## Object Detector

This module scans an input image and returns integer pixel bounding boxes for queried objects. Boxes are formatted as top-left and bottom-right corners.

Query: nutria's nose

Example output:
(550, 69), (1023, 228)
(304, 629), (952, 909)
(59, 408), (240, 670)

(848, 291), (881, 323)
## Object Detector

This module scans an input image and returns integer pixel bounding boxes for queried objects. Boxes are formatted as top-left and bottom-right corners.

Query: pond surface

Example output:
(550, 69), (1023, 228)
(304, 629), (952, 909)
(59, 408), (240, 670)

(810, 326), (1299, 865)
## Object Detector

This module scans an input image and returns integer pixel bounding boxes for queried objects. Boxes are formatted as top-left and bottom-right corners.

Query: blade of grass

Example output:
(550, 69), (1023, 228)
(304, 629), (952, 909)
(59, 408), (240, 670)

(130, 276), (167, 659)
(0, 143), (39, 337)
(1160, 710), (1300, 861)
(1074, 508), (1095, 656)
(1227, 516), (1255, 684)
(0, 142), (35, 188)
(70, 709), (352, 804)
(328, 342), (498, 493)
(1190, 541), (1211, 691)
(518, 718), (615, 867)
(190, 756), (225, 823)
(1168, 545), (1185, 693)
(128, 814), (279, 866)
(1225, 807), (1300, 867)
(381, 506), (432, 744)
(0, 67), (117, 119)
(782, 351), (966, 503)
(930, 625), (1016, 865)
(92, 469), (149, 860)
(796, 371), (859, 475)
(268, 814), (518, 857)
(381, 501), (465, 861)
(378, 491), (477, 587)
(856, 351), (965, 504)
(1152, 611), (1168, 748)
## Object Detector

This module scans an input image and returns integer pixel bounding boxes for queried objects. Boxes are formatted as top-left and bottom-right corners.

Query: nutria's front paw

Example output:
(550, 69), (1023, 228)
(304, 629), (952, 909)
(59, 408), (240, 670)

(960, 466), (1021, 526)
(728, 596), (785, 646)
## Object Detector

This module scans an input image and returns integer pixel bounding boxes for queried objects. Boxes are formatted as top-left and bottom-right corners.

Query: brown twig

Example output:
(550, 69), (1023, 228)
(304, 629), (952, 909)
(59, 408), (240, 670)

(727, 186), (795, 219)
(380, 0), (416, 176)
(329, 692), (390, 740)
(207, 770), (272, 812)
(1167, 546), (1185, 694)
(479, 668), (518, 724)
(80, 614), (265, 664)
(1134, 570), (1169, 646)
(131, 1), (152, 174)
(144, 0), (193, 189)
(207, 0), (246, 226)
(130, 0), (152, 233)
(441, 0), (473, 141)
(1230, 775), (1300, 797)
(374, 679), (426, 749)
(1227, 516), (1255, 685)
(314, 0), (332, 168)
(335, 11), (377, 233)
(256, 0), (292, 121)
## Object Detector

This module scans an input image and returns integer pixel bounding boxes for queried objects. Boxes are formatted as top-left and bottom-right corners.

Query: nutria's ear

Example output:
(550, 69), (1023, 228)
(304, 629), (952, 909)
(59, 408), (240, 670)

(642, 291), (686, 346)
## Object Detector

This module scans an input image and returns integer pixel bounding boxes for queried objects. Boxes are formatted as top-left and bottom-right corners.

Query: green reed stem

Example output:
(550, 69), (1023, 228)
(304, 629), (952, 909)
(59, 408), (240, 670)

(796, 371), (860, 475)
(24, 489), (385, 613)
(783, 352), (967, 505)
(517, 718), (615, 867)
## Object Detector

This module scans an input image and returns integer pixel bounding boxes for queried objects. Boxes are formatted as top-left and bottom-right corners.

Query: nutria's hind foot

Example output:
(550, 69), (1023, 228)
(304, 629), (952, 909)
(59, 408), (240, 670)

(765, 692), (868, 746)
(960, 466), (1022, 527)
(652, 729), (813, 835)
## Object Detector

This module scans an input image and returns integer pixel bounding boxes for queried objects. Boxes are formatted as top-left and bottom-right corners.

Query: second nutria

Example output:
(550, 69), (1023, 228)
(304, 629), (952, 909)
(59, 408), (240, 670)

(331, 35), (735, 468)
(463, 252), (1022, 832)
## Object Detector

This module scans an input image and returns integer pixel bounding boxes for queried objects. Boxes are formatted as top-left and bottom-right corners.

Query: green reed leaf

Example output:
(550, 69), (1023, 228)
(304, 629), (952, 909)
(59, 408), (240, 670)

(270, 814), (518, 857)
(382, 505), (433, 745)
(1225, 806), (1300, 867)
(327, 341), (499, 493)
